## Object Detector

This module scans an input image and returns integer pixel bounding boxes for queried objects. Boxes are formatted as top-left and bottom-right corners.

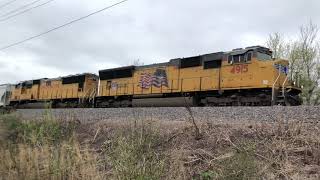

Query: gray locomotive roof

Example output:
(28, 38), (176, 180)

(99, 46), (271, 72)
(43, 73), (98, 81)
(225, 46), (271, 56)
(135, 62), (169, 69)
(99, 62), (171, 72)
(13, 73), (98, 85)
(99, 66), (135, 73)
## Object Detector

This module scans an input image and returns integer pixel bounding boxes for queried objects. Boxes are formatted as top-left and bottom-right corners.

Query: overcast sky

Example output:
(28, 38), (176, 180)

(0, 0), (319, 84)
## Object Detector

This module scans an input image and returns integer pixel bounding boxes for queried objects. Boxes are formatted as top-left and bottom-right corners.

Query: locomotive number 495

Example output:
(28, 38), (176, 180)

(230, 64), (248, 74)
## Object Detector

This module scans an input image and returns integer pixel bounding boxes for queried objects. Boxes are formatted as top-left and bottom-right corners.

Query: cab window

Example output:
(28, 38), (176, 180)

(228, 55), (233, 63)
(246, 52), (252, 62)
(240, 55), (245, 62)
(228, 53), (251, 64)
(257, 52), (272, 61)
(233, 55), (240, 63)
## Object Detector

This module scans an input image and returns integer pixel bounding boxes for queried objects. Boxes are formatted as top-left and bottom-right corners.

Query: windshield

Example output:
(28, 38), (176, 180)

(257, 52), (272, 61)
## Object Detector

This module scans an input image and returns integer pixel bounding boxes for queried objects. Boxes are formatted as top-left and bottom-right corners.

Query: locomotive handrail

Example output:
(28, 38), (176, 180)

(282, 76), (288, 97)
(272, 70), (281, 104)
(97, 78), (101, 96)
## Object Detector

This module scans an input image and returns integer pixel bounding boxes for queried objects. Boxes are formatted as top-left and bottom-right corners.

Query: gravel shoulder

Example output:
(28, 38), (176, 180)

(16, 106), (320, 123)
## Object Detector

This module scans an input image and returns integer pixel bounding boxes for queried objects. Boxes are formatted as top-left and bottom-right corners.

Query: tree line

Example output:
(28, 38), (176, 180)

(266, 21), (320, 105)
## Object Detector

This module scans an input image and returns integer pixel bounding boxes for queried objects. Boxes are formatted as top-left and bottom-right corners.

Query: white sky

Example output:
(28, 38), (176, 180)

(0, 0), (319, 84)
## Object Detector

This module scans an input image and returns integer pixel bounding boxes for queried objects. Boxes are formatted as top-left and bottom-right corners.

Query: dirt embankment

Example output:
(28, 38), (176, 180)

(77, 118), (320, 179)
(1, 112), (320, 179)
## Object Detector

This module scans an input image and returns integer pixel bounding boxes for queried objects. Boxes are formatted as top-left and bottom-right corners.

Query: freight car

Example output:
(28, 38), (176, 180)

(0, 84), (14, 113)
(96, 46), (301, 107)
(0, 84), (13, 107)
(9, 73), (98, 108)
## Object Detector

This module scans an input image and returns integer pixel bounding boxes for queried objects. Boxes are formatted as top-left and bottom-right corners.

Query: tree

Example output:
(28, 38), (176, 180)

(297, 21), (319, 105)
(266, 21), (320, 105)
(266, 32), (289, 59)
(132, 59), (144, 66)
(287, 41), (301, 83)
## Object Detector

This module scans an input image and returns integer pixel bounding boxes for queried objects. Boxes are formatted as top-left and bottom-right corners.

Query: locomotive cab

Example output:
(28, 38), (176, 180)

(253, 47), (301, 105)
(222, 46), (301, 105)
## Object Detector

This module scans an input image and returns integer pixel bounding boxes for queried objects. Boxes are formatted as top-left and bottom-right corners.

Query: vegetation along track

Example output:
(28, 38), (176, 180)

(16, 106), (320, 123)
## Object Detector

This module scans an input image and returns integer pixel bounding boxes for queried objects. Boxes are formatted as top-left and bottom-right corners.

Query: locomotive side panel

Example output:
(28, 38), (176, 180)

(177, 53), (223, 93)
(10, 81), (41, 102)
(99, 77), (132, 96)
(39, 74), (98, 100)
(98, 65), (180, 97)
(133, 65), (173, 95)
(98, 63), (183, 97)
(10, 86), (21, 101)
(178, 65), (220, 92)
(98, 54), (223, 98)
(39, 79), (62, 100)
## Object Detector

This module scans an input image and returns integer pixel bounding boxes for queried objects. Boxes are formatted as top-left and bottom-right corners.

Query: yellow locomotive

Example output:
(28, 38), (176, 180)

(9, 73), (98, 108)
(4, 46), (301, 108)
(96, 46), (301, 107)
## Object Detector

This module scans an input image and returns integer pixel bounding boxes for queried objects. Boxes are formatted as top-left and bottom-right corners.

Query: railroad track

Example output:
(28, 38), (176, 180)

(15, 106), (320, 124)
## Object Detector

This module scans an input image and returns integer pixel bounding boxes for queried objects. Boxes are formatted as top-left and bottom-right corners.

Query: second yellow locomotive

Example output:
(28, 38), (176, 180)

(10, 73), (98, 108)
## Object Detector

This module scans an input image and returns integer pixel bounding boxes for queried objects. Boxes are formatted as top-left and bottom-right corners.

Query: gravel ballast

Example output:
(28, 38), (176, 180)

(16, 106), (320, 124)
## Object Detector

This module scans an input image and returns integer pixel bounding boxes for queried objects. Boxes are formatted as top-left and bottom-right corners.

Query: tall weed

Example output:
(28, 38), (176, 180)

(103, 120), (165, 180)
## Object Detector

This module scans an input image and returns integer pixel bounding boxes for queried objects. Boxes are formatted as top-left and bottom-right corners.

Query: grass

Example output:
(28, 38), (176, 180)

(0, 141), (103, 180)
(1, 112), (320, 179)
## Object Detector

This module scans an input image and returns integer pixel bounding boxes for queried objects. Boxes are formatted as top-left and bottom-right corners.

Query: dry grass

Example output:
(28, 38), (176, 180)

(0, 141), (103, 180)
(0, 114), (105, 180)
(162, 120), (320, 179)
(1, 112), (320, 179)
(77, 118), (320, 179)
(102, 121), (165, 179)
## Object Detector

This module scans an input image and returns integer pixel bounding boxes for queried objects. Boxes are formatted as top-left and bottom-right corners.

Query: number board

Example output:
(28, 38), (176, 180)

(230, 64), (248, 74)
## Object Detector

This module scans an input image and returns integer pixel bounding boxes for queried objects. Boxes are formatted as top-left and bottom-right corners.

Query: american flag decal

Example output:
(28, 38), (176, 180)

(139, 72), (153, 89)
(139, 69), (169, 89)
